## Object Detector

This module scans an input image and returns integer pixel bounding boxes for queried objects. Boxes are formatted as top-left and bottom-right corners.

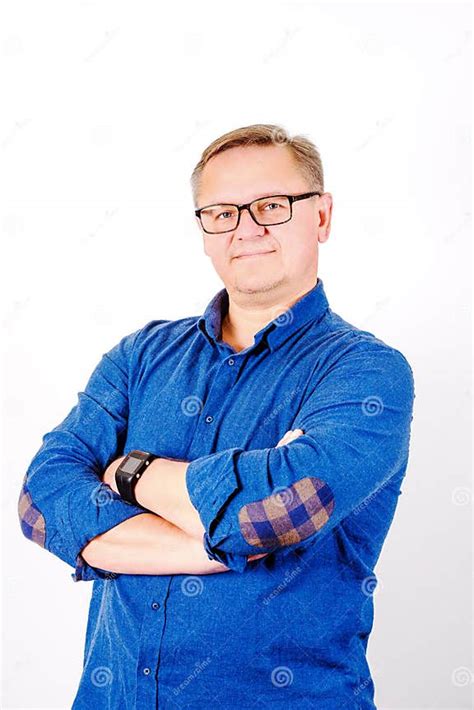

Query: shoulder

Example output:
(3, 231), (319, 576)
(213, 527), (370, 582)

(127, 315), (200, 360)
(317, 308), (415, 398)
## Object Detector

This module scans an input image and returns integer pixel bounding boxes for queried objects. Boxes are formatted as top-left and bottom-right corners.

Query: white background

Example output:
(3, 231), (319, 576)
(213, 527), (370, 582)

(1, 1), (472, 708)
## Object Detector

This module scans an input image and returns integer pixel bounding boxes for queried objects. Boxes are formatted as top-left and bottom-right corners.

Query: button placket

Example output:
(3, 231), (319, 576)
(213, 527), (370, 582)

(197, 356), (241, 435)
(135, 579), (170, 708)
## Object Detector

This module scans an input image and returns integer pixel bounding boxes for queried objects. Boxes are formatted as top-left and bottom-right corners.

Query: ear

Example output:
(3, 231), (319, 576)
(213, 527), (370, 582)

(318, 228), (331, 244)
(317, 192), (332, 243)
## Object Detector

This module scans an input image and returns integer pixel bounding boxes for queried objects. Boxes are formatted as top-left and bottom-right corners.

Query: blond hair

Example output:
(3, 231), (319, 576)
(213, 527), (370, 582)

(190, 123), (324, 207)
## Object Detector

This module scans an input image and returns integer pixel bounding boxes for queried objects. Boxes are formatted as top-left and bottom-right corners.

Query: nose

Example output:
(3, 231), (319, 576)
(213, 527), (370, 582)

(235, 207), (265, 239)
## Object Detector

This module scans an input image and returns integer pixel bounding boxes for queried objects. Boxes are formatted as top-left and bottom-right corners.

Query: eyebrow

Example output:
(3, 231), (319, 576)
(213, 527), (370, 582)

(200, 191), (290, 207)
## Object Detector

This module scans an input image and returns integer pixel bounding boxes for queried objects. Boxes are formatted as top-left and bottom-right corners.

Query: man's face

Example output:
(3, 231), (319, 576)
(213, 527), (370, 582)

(195, 144), (332, 299)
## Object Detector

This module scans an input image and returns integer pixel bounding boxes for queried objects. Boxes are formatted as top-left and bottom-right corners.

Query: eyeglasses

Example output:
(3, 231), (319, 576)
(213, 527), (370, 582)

(194, 191), (321, 234)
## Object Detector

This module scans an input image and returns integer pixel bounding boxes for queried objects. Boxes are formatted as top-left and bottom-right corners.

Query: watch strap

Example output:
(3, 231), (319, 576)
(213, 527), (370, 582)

(115, 450), (157, 506)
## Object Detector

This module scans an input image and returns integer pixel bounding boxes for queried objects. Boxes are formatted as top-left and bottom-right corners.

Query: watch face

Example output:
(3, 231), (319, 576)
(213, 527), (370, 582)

(121, 456), (143, 475)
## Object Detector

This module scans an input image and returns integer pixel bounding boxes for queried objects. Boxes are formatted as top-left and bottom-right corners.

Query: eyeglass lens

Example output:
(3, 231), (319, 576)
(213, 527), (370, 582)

(200, 196), (291, 233)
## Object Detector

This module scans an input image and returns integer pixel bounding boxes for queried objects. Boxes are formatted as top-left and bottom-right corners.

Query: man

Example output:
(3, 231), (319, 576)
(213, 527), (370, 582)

(18, 123), (415, 709)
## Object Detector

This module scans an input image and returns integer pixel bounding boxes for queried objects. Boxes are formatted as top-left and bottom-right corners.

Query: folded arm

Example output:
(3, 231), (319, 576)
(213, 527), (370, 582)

(189, 344), (415, 570)
(17, 325), (159, 582)
(128, 344), (414, 573)
(100, 459), (268, 570)
(80, 512), (232, 576)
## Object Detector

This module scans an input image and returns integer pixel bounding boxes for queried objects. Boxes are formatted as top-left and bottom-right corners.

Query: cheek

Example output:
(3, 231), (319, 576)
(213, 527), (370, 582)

(280, 234), (309, 262)
(278, 235), (318, 276)
(203, 237), (213, 258)
(205, 246), (232, 278)
(204, 235), (231, 259)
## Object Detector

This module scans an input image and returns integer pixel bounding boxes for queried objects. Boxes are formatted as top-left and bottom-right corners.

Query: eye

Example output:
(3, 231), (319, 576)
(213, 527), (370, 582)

(264, 202), (281, 211)
(217, 211), (232, 220)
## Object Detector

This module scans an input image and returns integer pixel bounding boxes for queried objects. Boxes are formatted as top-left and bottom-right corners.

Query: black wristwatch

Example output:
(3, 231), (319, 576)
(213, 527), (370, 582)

(115, 450), (158, 506)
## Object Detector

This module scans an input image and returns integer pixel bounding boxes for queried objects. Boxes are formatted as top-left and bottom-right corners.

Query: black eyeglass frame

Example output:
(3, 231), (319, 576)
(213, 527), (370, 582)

(194, 191), (322, 234)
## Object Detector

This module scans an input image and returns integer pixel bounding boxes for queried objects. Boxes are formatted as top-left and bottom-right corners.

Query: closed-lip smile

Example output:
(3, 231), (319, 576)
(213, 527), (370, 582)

(234, 250), (275, 259)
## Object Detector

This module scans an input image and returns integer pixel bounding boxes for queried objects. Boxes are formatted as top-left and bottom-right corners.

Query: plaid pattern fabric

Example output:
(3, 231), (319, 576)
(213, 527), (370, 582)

(17, 474), (46, 547)
(238, 476), (335, 548)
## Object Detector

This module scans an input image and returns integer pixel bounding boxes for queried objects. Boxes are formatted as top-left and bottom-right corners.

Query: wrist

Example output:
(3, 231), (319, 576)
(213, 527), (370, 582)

(114, 450), (159, 506)
(102, 455), (125, 494)
(134, 457), (197, 536)
(134, 457), (163, 509)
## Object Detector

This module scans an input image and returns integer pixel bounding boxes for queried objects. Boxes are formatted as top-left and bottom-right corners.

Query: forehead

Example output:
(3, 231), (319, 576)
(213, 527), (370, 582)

(198, 143), (308, 205)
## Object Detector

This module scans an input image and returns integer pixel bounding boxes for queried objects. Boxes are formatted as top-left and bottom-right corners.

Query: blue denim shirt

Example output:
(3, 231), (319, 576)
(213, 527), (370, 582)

(18, 277), (415, 709)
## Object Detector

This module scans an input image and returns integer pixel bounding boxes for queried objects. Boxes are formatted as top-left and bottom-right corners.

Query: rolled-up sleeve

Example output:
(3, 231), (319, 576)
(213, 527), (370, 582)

(17, 327), (149, 582)
(186, 344), (415, 572)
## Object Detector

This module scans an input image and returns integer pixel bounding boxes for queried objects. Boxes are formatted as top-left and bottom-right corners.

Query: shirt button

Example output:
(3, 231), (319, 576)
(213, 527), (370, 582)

(228, 358), (235, 366)
(205, 415), (213, 423)
(151, 601), (160, 610)
(143, 667), (151, 676)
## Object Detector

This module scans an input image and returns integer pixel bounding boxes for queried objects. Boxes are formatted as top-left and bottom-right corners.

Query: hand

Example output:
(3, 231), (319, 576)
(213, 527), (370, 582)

(276, 428), (304, 447)
(101, 455), (126, 495)
(247, 552), (269, 562)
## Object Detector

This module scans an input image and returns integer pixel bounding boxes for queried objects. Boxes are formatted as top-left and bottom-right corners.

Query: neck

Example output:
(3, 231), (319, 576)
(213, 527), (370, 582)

(222, 275), (318, 350)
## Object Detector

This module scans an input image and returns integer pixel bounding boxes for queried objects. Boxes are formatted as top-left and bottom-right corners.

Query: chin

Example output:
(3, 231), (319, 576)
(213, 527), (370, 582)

(233, 275), (286, 295)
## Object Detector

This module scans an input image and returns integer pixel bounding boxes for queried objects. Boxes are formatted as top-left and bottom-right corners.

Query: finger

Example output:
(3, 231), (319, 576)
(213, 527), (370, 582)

(276, 430), (294, 446)
(276, 428), (304, 447)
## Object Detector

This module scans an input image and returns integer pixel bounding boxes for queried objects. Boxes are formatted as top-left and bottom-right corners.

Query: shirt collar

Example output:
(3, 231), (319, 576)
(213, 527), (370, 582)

(197, 277), (330, 353)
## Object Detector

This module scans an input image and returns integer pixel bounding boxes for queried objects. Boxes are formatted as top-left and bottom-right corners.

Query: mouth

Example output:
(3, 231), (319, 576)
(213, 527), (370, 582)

(234, 250), (276, 260)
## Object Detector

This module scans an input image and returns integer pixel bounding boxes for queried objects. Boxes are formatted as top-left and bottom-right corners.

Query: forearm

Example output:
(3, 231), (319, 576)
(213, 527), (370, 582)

(129, 433), (305, 542)
(130, 433), (304, 538)
(134, 458), (205, 539)
(81, 512), (229, 576)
